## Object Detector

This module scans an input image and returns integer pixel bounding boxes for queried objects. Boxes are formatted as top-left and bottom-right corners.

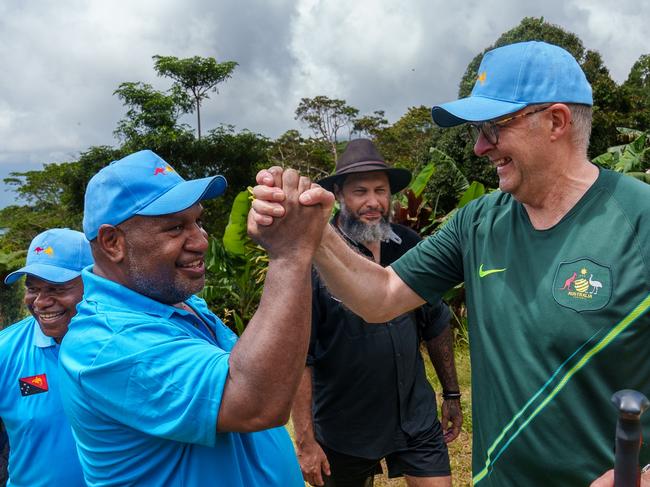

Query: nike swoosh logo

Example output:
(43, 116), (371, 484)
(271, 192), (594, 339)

(479, 264), (507, 278)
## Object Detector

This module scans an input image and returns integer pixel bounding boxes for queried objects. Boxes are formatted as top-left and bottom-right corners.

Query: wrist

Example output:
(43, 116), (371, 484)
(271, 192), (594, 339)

(442, 390), (462, 400)
(295, 432), (317, 449)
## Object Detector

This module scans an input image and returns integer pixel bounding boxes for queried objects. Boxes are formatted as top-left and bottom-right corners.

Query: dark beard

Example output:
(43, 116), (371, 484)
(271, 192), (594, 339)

(124, 237), (200, 305)
(338, 201), (392, 244)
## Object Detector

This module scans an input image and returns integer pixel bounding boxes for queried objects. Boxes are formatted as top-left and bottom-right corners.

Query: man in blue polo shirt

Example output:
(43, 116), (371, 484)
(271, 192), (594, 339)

(0, 228), (92, 486)
(58, 149), (333, 486)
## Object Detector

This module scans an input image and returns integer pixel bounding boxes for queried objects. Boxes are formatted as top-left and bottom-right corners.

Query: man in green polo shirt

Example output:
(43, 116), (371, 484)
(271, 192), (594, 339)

(248, 41), (650, 486)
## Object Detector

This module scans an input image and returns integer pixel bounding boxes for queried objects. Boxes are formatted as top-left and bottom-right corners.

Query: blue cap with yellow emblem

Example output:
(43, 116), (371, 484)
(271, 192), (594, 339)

(82, 150), (227, 240)
(4, 228), (93, 285)
(431, 41), (593, 127)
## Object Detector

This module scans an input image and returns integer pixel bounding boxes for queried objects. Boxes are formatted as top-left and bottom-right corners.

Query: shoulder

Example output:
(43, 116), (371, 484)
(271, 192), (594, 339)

(0, 317), (36, 375)
(62, 308), (184, 367)
(0, 316), (35, 346)
(596, 170), (650, 232)
(459, 189), (513, 219)
(600, 168), (650, 203)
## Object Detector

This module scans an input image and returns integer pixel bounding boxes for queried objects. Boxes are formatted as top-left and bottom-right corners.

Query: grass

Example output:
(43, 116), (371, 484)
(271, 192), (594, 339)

(288, 345), (473, 486)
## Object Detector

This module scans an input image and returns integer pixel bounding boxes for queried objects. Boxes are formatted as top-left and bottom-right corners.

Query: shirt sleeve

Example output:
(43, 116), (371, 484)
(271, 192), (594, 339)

(77, 320), (229, 448)
(391, 207), (466, 304)
(416, 301), (451, 341)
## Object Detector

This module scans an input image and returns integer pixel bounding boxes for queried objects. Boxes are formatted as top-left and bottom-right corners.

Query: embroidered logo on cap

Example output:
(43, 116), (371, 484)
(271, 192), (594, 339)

(19, 374), (49, 396)
(33, 245), (54, 256)
(477, 71), (487, 85)
(153, 165), (174, 176)
(553, 259), (611, 312)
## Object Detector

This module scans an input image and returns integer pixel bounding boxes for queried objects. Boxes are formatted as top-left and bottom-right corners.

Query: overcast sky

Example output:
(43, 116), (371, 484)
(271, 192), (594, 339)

(1, 0), (648, 208)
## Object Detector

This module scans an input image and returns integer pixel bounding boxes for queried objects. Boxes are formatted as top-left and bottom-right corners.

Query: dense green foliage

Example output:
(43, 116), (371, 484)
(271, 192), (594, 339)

(0, 251), (27, 326)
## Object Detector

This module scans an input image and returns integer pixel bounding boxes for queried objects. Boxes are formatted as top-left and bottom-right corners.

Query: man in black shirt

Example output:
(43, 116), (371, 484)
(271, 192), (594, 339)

(291, 139), (462, 487)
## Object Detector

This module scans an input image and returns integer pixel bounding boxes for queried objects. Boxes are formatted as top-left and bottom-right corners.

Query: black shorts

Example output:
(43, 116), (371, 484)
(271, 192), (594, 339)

(320, 419), (450, 486)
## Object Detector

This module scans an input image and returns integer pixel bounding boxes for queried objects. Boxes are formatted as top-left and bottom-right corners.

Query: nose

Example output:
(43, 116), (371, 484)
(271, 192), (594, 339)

(186, 223), (209, 253)
(365, 192), (382, 209)
(33, 292), (54, 308)
(473, 131), (495, 157)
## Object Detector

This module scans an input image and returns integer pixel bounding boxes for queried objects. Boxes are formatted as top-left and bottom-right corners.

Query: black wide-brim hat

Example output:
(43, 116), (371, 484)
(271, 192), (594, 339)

(317, 138), (412, 193)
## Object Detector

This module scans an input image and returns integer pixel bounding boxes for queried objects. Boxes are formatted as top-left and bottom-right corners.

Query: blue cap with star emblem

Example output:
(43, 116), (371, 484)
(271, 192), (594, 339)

(431, 41), (593, 127)
(4, 228), (93, 285)
(82, 150), (227, 240)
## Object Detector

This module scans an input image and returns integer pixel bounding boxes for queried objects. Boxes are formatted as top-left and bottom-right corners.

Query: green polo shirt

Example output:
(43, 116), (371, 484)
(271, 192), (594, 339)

(392, 168), (650, 486)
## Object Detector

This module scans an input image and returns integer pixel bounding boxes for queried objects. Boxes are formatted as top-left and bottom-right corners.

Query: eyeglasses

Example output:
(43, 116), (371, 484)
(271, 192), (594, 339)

(466, 105), (552, 145)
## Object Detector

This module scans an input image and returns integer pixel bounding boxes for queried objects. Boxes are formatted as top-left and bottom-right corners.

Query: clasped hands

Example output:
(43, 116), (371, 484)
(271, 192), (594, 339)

(247, 167), (335, 258)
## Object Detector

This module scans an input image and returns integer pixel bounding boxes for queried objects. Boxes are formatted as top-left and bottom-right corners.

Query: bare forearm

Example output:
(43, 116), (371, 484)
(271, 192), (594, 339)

(291, 368), (317, 446)
(426, 326), (459, 393)
(314, 226), (423, 322)
(220, 256), (313, 431)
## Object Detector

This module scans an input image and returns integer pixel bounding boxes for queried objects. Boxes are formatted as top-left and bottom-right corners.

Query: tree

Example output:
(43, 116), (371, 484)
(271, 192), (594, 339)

(621, 54), (650, 130)
(295, 96), (359, 163)
(268, 130), (333, 180)
(113, 81), (192, 146)
(0, 146), (122, 251)
(0, 250), (26, 328)
(373, 106), (438, 171)
(352, 110), (389, 138)
(153, 55), (238, 140)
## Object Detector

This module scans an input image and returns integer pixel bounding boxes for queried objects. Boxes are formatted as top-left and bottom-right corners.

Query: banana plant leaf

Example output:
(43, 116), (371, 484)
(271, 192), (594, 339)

(222, 190), (251, 257)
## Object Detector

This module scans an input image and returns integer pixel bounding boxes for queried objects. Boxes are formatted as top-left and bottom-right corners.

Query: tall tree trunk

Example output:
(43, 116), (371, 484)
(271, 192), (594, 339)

(196, 99), (202, 140)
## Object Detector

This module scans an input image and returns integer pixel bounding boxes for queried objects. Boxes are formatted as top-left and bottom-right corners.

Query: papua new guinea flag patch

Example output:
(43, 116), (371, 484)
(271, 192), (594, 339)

(19, 374), (49, 396)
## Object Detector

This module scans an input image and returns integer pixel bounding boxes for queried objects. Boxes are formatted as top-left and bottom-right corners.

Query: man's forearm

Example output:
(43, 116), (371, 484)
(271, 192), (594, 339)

(425, 326), (460, 393)
(219, 256), (314, 431)
(314, 226), (424, 322)
(291, 368), (317, 447)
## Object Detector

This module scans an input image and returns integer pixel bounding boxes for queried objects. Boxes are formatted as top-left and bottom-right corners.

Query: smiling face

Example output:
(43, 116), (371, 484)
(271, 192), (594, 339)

(335, 171), (393, 243)
(119, 203), (209, 305)
(339, 172), (391, 223)
(473, 106), (550, 203)
(24, 275), (84, 342)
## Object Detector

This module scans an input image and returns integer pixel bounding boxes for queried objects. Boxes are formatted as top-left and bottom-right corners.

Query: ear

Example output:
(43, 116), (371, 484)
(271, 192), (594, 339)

(548, 104), (572, 142)
(333, 183), (343, 201)
(95, 225), (127, 263)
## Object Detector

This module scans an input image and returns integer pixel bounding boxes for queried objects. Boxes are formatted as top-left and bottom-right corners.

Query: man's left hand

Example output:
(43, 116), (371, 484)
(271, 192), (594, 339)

(441, 398), (462, 443)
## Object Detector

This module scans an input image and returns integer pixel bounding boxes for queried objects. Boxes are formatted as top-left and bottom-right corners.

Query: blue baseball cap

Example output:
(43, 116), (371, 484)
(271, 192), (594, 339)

(5, 228), (93, 285)
(83, 150), (227, 240)
(431, 41), (593, 127)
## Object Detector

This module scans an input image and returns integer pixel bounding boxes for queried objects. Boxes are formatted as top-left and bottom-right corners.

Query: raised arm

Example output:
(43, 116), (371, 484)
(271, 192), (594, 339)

(313, 225), (424, 322)
(217, 169), (334, 432)
(251, 167), (425, 323)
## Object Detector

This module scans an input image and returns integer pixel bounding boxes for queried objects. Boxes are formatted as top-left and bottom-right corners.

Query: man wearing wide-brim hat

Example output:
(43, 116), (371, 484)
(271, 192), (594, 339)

(291, 138), (462, 487)
(0, 228), (92, 486)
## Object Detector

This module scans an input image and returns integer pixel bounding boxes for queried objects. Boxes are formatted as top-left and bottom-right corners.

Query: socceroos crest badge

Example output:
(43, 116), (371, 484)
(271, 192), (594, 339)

(553, 258), (612, 312)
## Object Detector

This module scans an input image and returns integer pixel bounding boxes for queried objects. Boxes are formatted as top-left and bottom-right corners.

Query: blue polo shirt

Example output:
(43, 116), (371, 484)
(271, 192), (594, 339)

(0, 317), (85, 487)
(58, 268), (303, 486)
